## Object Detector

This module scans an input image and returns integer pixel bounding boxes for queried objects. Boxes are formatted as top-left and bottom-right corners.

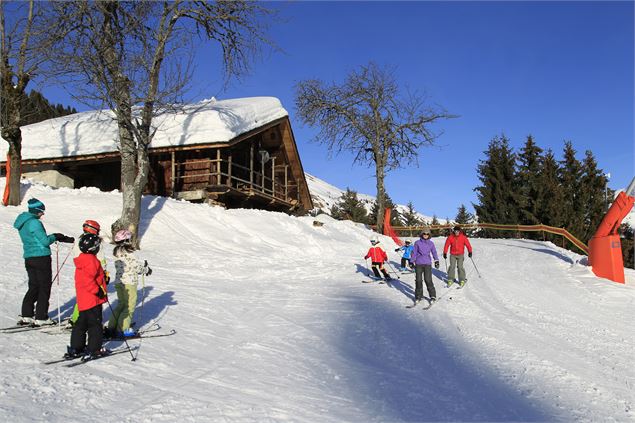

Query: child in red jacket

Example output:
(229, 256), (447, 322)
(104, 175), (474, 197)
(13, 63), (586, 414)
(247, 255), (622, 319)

(65, 233), (108, 360)
(364, 237), (392, 281)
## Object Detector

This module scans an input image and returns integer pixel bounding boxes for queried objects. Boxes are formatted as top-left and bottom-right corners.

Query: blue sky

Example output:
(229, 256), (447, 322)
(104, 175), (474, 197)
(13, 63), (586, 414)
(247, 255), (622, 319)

(42, 1), (634, 219)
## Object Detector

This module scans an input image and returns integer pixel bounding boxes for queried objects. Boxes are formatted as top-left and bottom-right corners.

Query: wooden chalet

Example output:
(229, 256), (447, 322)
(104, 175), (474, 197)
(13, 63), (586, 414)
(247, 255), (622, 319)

(0, 97), (313, 213)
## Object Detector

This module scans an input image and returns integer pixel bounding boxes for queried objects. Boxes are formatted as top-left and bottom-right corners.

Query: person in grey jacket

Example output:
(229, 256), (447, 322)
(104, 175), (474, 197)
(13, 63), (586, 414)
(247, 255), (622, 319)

(13, 198), (74, 326)
(410, 228), (440, 305)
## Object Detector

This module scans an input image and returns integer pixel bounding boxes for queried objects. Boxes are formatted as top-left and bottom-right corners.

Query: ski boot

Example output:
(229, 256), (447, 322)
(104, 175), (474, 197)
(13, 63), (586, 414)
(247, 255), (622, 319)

(446, 279), (456, 288)
(64, 346), (85, 360)
(458, 280), (467, 288)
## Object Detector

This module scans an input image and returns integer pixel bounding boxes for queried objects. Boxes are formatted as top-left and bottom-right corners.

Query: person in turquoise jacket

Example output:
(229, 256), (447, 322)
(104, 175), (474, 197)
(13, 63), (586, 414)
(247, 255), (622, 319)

(13, 198), (74, 326)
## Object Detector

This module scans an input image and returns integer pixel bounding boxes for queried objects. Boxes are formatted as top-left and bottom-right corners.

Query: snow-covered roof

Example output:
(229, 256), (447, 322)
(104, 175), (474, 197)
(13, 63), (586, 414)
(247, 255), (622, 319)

(0, 97), (288, 161)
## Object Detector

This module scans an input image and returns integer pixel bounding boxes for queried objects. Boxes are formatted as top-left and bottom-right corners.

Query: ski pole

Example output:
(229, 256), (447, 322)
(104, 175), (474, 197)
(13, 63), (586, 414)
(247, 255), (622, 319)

(56, 243), (60, 327)
(102, 289), (136, 361)
(469, 256), (482, 278)
(385, 260), (401, 279)
(132, 271), (148, 361)
(51, 244), (74, 284)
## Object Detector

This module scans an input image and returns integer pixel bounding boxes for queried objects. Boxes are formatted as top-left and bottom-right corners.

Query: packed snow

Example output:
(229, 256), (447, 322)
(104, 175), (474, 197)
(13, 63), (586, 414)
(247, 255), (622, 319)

(1, 177), (634, 422)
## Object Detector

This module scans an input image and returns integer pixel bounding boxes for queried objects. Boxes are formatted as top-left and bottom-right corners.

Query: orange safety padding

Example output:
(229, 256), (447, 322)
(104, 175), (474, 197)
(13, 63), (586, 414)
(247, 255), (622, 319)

(383, 208), (404, 246)
(2, 154), (10, 206)
(589, 235), (625, 283)
(593, 192), (635, 238)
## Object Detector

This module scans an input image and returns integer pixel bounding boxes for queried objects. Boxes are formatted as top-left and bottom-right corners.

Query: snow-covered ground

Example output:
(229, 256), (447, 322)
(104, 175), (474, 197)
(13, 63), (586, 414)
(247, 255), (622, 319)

(1, 179), (634, 422)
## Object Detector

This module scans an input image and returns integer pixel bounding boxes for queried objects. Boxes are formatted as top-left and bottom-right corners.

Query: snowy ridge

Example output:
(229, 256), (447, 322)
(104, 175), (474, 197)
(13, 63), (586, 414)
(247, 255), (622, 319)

(0, 178), (634, 422)
(305, 172), (444, 223)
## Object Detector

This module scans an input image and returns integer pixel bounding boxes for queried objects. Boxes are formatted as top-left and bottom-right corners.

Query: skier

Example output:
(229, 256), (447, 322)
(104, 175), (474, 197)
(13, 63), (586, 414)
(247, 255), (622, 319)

(65, 233), (107, 360)
(443, 225), (473, 287)
(394, 240), (414, 271)
(364, 236), (391, 281)
(410, 228), (440, 304)
(13, 198), (74, 326)
(68, 220), (108, 328)
(106, 229), (152, 338)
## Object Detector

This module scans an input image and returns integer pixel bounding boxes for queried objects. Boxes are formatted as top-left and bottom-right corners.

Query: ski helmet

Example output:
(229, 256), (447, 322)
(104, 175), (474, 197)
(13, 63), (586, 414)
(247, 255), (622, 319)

(114, 229), (132, 243)
(453, 225), (461, 232)
(27, 198), (45, 214)
(82, 220), (100, 235)
(405, 240), (411, 245)
(370, 236), (379, 245)
(78, 233), (101, 254)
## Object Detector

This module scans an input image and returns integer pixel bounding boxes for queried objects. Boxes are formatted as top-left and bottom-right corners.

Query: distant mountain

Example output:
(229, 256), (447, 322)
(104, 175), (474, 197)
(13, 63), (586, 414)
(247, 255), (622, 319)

(305, 172), (445, 224)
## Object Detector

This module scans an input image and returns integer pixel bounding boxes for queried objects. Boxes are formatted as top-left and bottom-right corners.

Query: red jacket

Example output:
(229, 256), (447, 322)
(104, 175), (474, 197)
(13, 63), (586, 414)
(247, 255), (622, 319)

(365, 246), (388, 263)
(74, 253), (107, 312)
(443, 232), (473, 256)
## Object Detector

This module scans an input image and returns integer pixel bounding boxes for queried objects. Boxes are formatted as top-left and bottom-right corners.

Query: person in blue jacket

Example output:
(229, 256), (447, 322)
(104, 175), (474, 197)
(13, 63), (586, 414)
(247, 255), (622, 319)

(13, 198), (74, 326)
(394, 240), (414, 271)
(410, 227), (440, 305)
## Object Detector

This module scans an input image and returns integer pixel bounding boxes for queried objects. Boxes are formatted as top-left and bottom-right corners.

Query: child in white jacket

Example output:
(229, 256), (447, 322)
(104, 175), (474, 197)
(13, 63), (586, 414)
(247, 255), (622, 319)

(106, 229), (151, 337)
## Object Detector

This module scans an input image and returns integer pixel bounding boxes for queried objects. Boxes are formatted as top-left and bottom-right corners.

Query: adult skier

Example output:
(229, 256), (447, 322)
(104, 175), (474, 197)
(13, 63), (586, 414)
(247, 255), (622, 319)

(65, 233), (107, 360)
(364, 236), (391, 281)
(443, 225), (473, 287)
(395, 240), (414, 271)
(13, 198), (74, 326)
(410, 228), (440, 304)
(106, 229), (152, 338)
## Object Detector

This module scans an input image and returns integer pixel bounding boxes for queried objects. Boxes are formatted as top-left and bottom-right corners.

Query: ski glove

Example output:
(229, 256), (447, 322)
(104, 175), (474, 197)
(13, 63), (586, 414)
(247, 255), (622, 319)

(434, 261), (440, 269)
(394, 248), (400, 252)
(96, 288), (106, 299)
(53, 233), (75, 243)
(104, 272), (110, 285)
(468, 252), (473, 258)
(145, 266), (152, 276)
(443, 253), (447, 259)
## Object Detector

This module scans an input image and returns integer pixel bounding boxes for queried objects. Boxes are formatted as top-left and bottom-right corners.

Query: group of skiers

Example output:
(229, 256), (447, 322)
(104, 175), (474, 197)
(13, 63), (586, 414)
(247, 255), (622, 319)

(13, 198), (152, 361)
(364, 225), (473, 305)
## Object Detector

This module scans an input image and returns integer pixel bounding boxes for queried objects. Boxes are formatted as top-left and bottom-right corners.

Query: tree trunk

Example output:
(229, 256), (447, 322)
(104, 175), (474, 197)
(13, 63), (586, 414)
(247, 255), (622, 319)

(2, 127), (22, 206)
(375, 163), (386, 234)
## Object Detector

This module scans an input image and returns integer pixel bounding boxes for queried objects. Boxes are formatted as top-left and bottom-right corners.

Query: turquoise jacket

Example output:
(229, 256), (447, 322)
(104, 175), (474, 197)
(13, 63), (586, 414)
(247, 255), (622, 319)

(13, 212), (56, 258)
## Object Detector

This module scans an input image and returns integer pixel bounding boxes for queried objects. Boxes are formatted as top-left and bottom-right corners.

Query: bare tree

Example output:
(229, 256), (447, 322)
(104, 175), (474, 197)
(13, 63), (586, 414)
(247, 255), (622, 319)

(295, 62), (455, 233)
(0, 0), (60, 206)
(48, 0), (274, 247)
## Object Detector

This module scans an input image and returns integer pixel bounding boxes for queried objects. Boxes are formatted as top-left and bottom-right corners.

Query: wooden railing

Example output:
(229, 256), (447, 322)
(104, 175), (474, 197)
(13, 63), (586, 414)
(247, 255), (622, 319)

(172, 157), (299, 204)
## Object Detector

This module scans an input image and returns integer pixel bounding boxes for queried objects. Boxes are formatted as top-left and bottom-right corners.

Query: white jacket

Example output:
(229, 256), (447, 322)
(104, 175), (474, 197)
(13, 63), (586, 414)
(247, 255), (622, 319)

(114, 248), (145, 286)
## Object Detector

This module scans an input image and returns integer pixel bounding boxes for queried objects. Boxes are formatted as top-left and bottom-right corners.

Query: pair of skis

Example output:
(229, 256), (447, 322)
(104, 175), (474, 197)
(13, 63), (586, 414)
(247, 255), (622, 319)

(43, 346), (139, 367)
(405, 279), (469, 310)
(361, 277), (392, 284)
(0, 319), (70, 334)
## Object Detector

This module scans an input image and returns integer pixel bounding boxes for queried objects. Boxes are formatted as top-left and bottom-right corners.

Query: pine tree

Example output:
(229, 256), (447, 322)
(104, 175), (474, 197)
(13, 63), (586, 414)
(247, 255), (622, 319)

(579, 150), (609, 241)
(620, 223), (634, 269)
(401, 201), (422, 237)
(516, 135), (543, 231)
(473, 134), (520, 238)
(431, 215), (441, 237)
(455, 204), (474, 236)
(369, 192), (402, 227)
(535, 149), (565, 243)
(330, 188), (369, 224)
(558, 141), (585, 242)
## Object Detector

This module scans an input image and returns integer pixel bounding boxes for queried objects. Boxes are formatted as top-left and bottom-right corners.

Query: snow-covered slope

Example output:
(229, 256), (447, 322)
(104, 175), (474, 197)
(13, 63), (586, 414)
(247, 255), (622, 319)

(1, 179), (634, 422)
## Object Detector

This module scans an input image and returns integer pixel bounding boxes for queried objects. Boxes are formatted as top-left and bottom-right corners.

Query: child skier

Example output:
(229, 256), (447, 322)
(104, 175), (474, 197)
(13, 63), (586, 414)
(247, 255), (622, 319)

(395, 240), (414, 271)
(106, 229), (152, 338)
(443, 225), (473, 287)
(364, 236), (391, 281)
(65, 233), (107, 360)
(411, 228), (440, 305)
(68, 220), (108, 328)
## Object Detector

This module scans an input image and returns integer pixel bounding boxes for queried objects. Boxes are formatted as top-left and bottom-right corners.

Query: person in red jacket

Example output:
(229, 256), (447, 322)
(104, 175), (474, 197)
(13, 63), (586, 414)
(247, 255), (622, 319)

(364, 236), (391, 280)
(65, 233), (108, 360)
(443, 226), (473, 287)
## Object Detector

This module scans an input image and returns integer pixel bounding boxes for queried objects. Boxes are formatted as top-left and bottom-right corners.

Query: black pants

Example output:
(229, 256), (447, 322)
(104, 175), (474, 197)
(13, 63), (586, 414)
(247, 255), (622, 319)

(400, 258), (412, 268)
(21, 256), (53, 320)
(414, 264), (436, 301)
(71, 305), (103, 354)
(371, 262), (390, 279)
